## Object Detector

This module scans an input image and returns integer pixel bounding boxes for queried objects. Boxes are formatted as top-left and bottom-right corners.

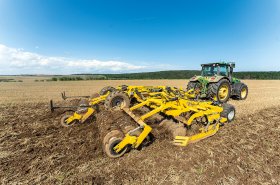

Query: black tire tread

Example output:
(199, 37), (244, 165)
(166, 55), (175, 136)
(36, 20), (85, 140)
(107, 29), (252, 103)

(207, 79), (231, 103)
(235, 83), (248, 100)
(220, 103), (235, 122)
(187, 82), (198, 91)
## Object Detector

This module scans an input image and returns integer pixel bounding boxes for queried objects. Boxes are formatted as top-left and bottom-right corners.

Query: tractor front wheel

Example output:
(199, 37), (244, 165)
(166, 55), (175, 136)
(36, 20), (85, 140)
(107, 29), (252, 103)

(208, 79), (231, 103)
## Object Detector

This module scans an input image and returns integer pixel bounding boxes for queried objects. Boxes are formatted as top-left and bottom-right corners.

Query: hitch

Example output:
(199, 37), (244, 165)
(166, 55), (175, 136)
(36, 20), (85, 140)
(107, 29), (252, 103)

(50, 99), (91, 113)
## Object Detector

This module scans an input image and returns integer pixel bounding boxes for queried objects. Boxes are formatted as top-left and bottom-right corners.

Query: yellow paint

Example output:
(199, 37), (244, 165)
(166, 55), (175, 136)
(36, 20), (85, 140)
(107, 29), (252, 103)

(218, 84), (229, 101)
(241, 87), (247, 98)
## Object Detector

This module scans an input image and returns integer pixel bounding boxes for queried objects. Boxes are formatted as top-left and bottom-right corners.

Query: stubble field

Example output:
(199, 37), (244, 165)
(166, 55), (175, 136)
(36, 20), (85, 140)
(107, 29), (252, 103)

(0, 79), (280, 184)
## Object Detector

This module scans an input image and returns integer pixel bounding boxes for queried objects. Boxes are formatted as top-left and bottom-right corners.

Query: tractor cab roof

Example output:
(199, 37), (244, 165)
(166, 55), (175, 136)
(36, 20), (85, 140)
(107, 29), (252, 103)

(201, 62), (235, 68)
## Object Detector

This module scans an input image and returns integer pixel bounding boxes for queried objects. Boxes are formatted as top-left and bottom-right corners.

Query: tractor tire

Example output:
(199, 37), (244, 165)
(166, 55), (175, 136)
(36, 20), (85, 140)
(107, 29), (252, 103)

(208, 79), (231, 103)
(99, 86), (116, 95)
(187, 81), (199, 91)
(221, 103), (236, 123)
(104, 91), (130, 110)
(232, 83), (248, 100)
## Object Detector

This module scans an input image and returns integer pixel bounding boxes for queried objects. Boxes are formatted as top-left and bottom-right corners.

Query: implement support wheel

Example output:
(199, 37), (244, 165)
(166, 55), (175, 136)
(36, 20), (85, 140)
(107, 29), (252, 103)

(221, 104), (236, 123)
(60, 111), (77, 127)
(103, 130), (127, 158)
(99, 86), (116, 95)
(104, 91), (130, 110)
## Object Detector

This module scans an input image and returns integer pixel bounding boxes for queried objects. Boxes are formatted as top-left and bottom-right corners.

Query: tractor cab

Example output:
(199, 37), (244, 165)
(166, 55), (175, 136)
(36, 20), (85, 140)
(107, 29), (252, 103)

(201, 62), (234, 76)
(201, 62), (235, 82)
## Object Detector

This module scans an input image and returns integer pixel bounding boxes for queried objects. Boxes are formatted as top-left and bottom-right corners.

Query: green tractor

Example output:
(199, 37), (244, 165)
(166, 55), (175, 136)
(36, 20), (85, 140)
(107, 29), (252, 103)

(187, 62), (248, 103)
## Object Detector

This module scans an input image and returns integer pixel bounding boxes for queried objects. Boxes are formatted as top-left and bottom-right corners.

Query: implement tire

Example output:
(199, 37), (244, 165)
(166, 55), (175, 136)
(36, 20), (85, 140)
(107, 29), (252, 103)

(99, 86), (116, 95)
(60, 111), (77, 127)
(104, 91), (130, 110)
(221, 103), (236, 123)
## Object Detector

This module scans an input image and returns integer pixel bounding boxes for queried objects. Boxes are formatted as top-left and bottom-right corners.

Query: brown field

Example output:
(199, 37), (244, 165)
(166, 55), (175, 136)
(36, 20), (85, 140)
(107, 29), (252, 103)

(0, 79), (280, 184)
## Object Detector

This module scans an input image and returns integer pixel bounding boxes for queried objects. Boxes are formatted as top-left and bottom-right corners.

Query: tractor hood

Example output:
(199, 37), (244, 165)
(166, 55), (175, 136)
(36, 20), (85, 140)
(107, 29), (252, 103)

(189, 75), (225, 83)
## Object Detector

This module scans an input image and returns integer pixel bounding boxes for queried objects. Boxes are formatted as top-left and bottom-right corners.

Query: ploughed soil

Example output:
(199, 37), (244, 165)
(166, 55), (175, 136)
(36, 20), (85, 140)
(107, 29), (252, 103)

(0, 102), (279, 184)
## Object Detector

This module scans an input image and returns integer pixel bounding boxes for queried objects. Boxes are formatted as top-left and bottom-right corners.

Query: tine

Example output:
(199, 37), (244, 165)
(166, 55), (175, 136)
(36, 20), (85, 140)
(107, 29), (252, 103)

(50, 100), (55, 112)
(173, 143), (185, 146)
(173, 136), (190, 146)
(61, 91), (66, 100)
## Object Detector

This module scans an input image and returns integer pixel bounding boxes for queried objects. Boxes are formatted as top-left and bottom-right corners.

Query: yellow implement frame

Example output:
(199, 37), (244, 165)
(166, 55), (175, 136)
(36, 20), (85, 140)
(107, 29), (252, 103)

(62, 85), (195, 125)
(113, 95), (228, 152)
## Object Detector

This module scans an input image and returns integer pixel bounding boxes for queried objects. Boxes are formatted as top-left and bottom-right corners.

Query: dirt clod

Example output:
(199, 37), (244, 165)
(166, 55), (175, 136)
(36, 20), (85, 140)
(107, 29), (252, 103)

(0, 102), (280, 184)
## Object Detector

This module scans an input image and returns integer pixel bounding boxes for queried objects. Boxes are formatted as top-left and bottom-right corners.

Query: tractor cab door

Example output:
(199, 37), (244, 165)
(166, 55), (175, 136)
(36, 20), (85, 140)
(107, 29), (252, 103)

(219, 65), (232, 83)
(228, 66), (233, 83)
(219, 65), (228, 76)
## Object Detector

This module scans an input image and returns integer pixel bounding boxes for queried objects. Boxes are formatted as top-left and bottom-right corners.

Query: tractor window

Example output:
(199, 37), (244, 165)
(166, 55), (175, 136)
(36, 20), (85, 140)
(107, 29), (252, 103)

(202, 65), (218, 76)
(219, 65), (228, 76)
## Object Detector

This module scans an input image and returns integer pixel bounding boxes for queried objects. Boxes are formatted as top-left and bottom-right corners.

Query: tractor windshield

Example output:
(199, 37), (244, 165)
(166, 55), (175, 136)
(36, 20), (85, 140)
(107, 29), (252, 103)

(201, 65), (218, 76)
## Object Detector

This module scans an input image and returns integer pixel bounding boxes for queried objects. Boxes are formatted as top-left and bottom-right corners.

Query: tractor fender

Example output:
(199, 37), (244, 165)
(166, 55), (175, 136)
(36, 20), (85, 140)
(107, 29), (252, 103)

(189, 75), (202, 82)
(207, 76), (230, 83)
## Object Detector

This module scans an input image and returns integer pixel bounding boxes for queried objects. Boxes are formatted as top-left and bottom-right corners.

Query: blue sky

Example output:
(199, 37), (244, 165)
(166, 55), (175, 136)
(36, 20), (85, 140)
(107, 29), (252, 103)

(0, 0), (280, 74)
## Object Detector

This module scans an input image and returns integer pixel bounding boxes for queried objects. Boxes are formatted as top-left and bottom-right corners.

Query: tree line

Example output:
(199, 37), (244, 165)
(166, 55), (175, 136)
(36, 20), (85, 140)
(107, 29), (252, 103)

(101, 70), (280, 80)
(36, 70), (280, 81)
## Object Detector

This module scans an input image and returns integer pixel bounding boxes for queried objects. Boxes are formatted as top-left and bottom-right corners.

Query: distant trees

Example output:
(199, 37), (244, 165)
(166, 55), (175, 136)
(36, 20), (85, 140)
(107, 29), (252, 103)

(33, 71), (280, 82)
(102, 71), (280, 80)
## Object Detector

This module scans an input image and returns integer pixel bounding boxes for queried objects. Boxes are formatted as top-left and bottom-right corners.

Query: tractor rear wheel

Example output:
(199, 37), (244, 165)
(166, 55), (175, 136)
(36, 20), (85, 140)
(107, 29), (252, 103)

(221, 104), (236, 122)
(208, 79), (231, 103)
(104, 91), (130, 110)
(233, 83), (248, 100)
(187, 81), (199, 91)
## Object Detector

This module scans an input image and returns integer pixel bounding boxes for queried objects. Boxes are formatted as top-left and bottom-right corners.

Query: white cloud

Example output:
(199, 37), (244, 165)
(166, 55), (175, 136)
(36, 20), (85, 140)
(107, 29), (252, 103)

(0, 44), (148, 74)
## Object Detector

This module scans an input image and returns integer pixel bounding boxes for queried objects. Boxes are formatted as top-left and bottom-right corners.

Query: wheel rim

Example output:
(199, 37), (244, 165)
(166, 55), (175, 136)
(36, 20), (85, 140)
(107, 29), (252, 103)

(111, 97), (124, 108)
(218, 84), (229, 101)
(228, 110), (235, 121)
(241, 87), (247, 98)
(105, 137), (127, 158)
(61, 115), (74, 127)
